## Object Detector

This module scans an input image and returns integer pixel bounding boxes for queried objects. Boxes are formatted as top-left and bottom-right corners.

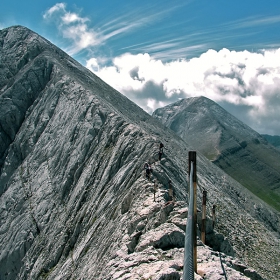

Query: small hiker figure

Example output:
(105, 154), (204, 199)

(159, 142), (164, 161)
(144, 162), (149, 178)
(168, 180), (174, 202)
(144, 162), (149, 171)
(145, 163), (153, 180)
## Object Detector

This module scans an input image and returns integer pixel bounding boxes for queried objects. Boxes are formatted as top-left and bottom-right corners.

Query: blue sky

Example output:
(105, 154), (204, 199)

(1, 0), (280, 135)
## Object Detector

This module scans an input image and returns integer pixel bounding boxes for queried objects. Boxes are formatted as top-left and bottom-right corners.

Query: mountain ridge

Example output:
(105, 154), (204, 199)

(0, 26), (280, 280)
(262, 134), (280, 150)
(153, 96), (280, 212)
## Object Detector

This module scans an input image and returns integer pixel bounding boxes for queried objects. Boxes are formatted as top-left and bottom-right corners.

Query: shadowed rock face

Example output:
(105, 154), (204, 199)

(153, 97), (280, 212)
(0, 26), (279, 280)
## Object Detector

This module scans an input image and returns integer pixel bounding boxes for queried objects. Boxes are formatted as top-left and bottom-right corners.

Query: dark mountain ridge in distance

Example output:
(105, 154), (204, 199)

(153, 96), (280, 212)
(262, 134), (280, 150)
(1, 26), (280, 280)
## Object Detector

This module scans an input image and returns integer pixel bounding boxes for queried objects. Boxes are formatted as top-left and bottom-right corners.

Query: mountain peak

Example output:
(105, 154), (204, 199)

(153, 97), (280, 212)
(1, 26), (280, 280)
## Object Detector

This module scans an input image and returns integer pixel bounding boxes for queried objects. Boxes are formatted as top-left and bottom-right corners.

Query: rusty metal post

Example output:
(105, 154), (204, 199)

(188, 151), (197, 274)
(201, 190), (207, 244)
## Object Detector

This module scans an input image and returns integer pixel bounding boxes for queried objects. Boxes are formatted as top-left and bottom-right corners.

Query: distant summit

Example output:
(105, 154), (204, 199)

(153, 96), (280, 211)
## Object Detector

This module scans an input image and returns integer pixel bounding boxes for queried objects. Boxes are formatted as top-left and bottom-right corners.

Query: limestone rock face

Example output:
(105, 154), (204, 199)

(153, 97), (280, 213)
(0, 26), (279, 280)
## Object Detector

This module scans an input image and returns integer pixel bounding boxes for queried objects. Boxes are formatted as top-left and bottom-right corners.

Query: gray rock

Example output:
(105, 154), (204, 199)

(135, 223), (185, 252)
(0, 26), (279, 280)
(244, 268), (264, 280)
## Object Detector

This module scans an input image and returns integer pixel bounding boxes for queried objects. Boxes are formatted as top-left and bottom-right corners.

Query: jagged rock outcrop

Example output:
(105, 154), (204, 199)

(153, 97), (280, 213)
(0, 26), (279, 280)
(98, 184), (264, 280)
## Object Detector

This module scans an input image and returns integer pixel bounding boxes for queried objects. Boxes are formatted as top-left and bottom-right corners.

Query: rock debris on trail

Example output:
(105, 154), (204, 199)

(102, 180), (262, 280)
(0, 26), (279, 280)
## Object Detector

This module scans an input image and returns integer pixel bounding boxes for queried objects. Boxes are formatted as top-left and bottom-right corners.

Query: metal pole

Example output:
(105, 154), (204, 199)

(183, 151), (197, 280)
(188, 151), (197, 273)
(183, 161), (194, 280)
(201, 190), (207, 244)
(191, 152), (197, 274)
(153, 179), (157, 202)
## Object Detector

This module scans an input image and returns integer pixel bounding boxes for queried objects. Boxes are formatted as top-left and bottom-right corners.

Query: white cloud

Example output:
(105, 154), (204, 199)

(86, 58), (99, 72)
(61, 24), (100, 54)
(61, 12), (88, 24)
(43, 3), (101, 54)
(88, 48), (280, 135)
(42, 4), (280, 135)
(43, 3), (66, 19)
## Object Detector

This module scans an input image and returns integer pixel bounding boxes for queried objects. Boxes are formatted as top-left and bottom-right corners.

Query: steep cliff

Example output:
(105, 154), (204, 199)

(0, 26), (279, 280)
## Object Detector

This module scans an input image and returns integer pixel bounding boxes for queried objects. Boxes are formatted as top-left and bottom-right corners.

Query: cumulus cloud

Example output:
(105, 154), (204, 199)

(86, 58), (99, 72)
(88, 48), (280, 135)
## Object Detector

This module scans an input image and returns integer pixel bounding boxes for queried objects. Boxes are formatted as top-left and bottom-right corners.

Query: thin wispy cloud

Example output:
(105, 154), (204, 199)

(131, 40), (208, 61)
(43, 2), (187, 56)
(152, 44), (209, 60)
(119, 23), (261, 61)
(136, 40), (179, 52)
(223, 15), (280, 30)
(100, 16), (152, 42)
(101, 8), (168, 32)
(120, 33), (210, 61)
(119, 37), (188, 52)
(96, 2), (189, 44)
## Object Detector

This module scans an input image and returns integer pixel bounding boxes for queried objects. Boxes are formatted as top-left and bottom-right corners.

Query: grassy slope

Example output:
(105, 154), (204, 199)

(213, 141), (280, 212)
